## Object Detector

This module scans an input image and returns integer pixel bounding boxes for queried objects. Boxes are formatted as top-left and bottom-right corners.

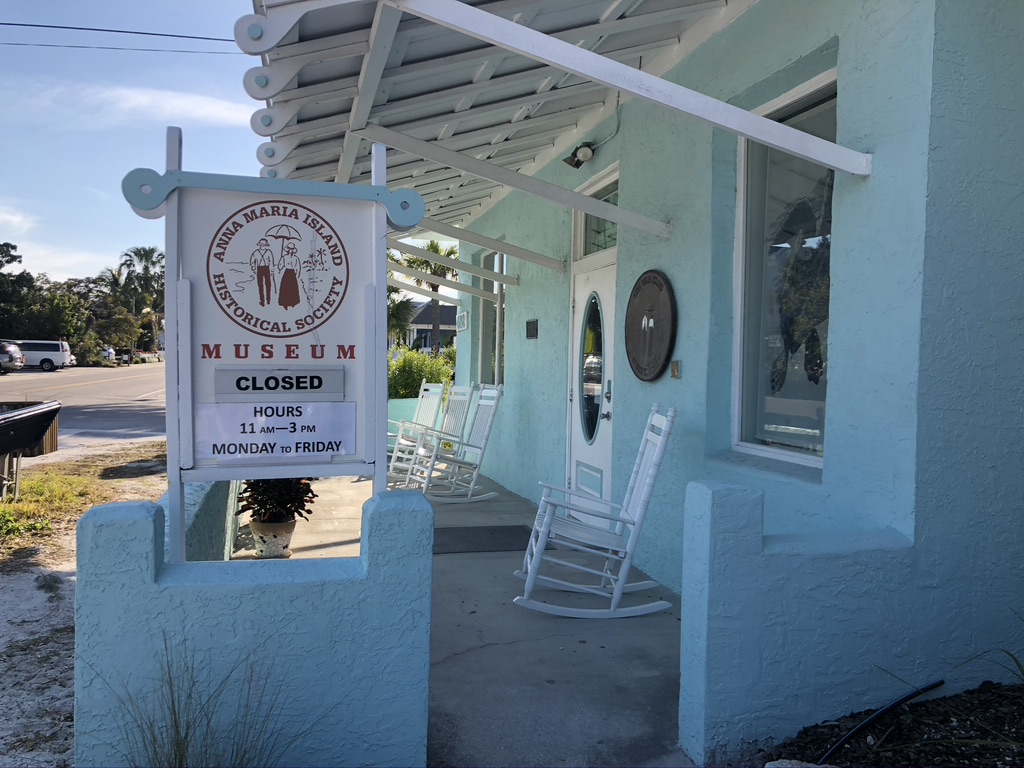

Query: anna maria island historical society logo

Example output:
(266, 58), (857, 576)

(206, 199), (350, 338)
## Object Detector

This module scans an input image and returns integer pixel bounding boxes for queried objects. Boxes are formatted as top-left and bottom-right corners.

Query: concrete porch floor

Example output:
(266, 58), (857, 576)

(275, 473), (694, 768)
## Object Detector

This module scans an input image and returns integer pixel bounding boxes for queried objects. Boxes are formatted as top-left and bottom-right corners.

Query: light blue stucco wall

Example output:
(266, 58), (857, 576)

(163, 480), (238, 562)
(458, 193), (574, 498)
(454, 0), (1024, 762)
(76, 490), (433, 767)
(461, 0), (936, 587)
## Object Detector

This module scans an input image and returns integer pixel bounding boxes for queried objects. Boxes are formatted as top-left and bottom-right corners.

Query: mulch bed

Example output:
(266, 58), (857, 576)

(758, 680), (1024, 767)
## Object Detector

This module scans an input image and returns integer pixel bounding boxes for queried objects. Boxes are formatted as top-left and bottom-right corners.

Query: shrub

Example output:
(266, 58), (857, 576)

(388, 347), (453, 398)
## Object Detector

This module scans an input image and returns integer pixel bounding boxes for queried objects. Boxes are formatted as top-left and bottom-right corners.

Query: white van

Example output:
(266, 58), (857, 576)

(1, 339), (72, 371)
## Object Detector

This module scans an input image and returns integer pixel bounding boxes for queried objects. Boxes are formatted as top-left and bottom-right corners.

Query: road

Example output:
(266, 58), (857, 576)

(0, 364), (167, 449)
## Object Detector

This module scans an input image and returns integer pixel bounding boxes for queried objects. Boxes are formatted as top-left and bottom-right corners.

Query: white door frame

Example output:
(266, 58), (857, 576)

(565, 164), (619, 496)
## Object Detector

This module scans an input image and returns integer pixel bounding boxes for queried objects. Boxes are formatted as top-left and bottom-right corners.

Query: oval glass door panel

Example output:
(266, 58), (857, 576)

(579, 292), (603, 443)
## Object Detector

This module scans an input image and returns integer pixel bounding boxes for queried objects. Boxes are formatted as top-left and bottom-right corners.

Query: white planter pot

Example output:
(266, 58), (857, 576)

(249, 519), (297, 558)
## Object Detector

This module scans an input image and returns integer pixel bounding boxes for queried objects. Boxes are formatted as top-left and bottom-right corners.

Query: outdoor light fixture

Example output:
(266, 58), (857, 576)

(562, 142), (595, 169)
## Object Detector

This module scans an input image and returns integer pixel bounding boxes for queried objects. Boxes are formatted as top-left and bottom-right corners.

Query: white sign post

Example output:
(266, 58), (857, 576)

(124, 128), (423, 561)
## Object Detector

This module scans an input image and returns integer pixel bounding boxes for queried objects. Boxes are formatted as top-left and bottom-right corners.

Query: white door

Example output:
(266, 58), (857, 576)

(568, 262), (615, 499)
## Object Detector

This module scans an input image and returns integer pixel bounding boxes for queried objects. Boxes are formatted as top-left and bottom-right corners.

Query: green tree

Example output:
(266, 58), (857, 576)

(98, 264), (133, 310)
(400, 240), (458, 354)
(386, 250), (417, 346)
(23, 280), (87, 341)
(93, 306), (142, 353)
(0, 243), (37, 338)
(120, 246), (165, 351)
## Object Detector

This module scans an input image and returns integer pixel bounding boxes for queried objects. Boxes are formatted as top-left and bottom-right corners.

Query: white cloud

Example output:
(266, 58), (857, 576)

(0, 78), (252, 130)
(16, 239), (115, 281)
(0, 203), (39, 238)
(87, 85), (253, 128)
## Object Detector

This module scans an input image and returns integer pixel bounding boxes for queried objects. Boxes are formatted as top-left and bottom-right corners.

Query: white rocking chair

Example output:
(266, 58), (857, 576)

(389, 384), (475, 480)
(387, 379), (444, 460)
(513, 403), (676, 618)
(403, 384), (503, 503)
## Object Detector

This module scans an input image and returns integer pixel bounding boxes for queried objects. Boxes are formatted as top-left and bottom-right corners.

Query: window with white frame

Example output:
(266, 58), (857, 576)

(576, 176), (618, 260)
(739, 87), (836, 458)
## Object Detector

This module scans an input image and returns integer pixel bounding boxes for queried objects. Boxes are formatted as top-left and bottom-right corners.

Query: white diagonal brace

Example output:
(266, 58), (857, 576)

(421, 216), (564, 273)
(390, 263), (497, 301)
(388, 277), (467, 306)
(388, 239), (519, 286)
(387, 0), (872, 176)
(336, 3), (404, 183)
(356, 123), (672, 238)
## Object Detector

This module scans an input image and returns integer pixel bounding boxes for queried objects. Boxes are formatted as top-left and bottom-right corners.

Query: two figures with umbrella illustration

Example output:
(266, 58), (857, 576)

(250, 224), (303, 308)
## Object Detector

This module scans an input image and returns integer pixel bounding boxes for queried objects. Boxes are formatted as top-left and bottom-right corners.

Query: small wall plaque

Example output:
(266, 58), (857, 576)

(525, 319), (538, 339)
(624, 270), (677, 381)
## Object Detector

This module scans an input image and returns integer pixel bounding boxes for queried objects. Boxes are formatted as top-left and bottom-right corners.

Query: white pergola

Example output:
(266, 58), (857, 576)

(234, 0), (871, 292)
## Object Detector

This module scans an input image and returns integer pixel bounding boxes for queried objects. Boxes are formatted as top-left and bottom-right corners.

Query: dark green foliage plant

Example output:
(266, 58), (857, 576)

(388, 347), (454, 398)
(235, 478), (317, 524)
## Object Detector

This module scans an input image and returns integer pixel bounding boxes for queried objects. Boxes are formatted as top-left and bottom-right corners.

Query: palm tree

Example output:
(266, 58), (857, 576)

(121, 246), (166, 314)
(120, 246), (165, 351)
(387, 285), (418, 347)
(400, 240), (457, 354)
(386, 249), (418, 347)
(98, 265), (132, 310)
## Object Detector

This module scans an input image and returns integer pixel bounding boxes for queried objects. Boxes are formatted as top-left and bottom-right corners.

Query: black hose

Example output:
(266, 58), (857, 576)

(817, 678), (945, 765)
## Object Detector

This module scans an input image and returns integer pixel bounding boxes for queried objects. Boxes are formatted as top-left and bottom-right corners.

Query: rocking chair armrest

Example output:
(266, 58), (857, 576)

(393, 419), (438, 438)
(537, 482), (625, 512)
(545, 498), (634, 525)
(414, 425), (465, 446)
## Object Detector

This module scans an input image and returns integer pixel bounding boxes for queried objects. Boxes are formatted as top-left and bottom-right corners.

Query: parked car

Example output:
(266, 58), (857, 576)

(0, 342), (25, 374)
(0, 339), (72, 371)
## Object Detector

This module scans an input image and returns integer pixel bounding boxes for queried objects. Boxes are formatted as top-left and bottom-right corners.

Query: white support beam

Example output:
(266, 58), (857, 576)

(390, 262), (497, 301)
(336, 3), (403, 183)
(387, 0), (873, 176)
(388, 239), (520, 286)
(356, 123), (673, 239)
(388, 277), (467, 306)
(420, 216), (564, 273)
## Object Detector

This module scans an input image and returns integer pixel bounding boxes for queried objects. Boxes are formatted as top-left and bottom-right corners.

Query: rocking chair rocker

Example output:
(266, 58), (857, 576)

(513, 403), (676, 618)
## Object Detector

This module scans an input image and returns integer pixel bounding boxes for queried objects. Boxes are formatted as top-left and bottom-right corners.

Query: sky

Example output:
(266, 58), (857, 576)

(0, 1), (263, 282)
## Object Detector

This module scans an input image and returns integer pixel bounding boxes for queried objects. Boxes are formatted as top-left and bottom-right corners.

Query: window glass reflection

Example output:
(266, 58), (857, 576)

(580, 293), (603, 442)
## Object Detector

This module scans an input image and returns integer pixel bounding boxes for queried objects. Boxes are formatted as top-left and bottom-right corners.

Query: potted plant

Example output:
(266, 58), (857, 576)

(236, 477), (317, 558)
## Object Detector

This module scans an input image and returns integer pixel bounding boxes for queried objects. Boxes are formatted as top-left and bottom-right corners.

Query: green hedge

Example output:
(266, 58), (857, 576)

(388, 347), (454, 398)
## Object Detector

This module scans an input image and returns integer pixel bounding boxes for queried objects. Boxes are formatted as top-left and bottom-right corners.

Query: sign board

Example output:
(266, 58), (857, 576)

(123, 133), (424, 497)
(179, 189), (372, 471)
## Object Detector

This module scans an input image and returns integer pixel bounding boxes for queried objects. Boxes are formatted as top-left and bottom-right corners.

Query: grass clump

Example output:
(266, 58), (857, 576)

(111, 636), (328, 768)
(0, 442), (167, 559)
(0, 474), (103, 543)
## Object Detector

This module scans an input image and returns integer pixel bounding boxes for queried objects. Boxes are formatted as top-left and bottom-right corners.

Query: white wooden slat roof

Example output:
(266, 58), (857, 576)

(235, 0), (870, 270)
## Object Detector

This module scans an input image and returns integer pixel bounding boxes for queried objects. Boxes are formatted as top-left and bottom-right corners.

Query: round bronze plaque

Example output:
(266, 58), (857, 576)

(625, 270), (677, 381)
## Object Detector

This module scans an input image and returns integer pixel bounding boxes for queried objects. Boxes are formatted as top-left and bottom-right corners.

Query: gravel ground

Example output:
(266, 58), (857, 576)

(0, 438), (167, 768)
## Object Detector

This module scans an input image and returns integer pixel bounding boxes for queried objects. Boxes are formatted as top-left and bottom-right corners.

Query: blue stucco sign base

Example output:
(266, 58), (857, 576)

(75, 490), (433, 767)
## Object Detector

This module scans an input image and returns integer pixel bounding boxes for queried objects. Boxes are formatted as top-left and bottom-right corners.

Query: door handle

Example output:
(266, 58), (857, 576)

(604, 379), (612, 403)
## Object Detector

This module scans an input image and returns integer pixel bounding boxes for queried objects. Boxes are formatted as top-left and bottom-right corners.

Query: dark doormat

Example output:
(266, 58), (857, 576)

(433, 525), (533, 554)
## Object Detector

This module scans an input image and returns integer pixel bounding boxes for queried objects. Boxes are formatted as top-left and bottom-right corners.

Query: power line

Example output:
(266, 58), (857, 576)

(0, 41), (243, 55)
(0, 21), (233, 43)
